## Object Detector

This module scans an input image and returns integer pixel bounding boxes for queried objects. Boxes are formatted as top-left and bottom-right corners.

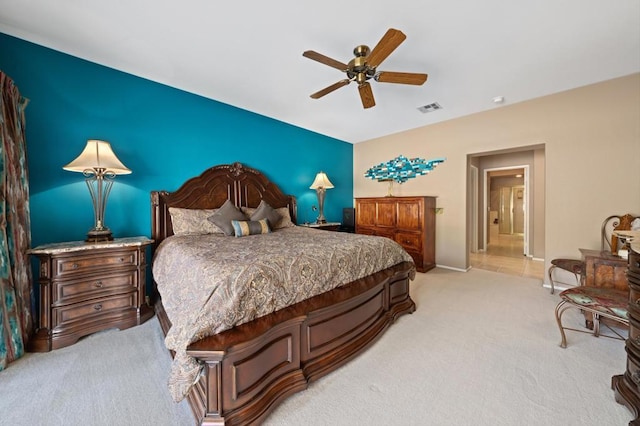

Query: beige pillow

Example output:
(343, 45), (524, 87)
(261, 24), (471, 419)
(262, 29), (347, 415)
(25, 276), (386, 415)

(168, 207), (223, 235)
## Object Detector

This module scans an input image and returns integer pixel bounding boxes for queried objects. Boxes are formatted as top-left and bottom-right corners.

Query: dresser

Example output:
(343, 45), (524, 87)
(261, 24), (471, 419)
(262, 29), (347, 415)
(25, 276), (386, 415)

(612, 243), (640, 424)
(27, 237), (154, 352)
(355, 196), (436, 272)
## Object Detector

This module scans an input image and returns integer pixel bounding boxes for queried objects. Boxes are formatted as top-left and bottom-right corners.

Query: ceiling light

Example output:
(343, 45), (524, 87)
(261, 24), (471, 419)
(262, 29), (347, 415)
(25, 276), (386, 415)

(492, 96), (505, 104)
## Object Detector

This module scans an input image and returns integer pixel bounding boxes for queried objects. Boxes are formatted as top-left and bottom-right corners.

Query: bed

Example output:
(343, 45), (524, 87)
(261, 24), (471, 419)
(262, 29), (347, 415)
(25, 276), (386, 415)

(150, 162), (417, 425)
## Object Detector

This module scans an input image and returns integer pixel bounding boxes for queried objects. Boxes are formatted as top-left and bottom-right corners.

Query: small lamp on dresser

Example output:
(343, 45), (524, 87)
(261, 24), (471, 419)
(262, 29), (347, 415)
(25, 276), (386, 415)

(310, 171), (334, 224)
(63, 139), (131, 242)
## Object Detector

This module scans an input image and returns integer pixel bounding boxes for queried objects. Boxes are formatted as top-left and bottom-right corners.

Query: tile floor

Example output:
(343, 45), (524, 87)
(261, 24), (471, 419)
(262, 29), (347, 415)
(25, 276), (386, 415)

(469, 233), (545, 280)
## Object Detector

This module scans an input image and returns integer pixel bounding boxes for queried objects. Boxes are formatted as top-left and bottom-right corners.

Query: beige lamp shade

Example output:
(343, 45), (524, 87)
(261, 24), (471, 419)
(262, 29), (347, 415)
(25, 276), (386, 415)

(63, 140), (131, 175)
(309, 172), (334, 189)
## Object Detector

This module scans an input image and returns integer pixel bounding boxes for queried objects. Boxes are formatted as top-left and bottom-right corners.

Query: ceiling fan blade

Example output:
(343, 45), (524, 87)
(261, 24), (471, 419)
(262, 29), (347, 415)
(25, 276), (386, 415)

(376, 71), (428, 85)
(303, 50), (349, 72)
(366, 28), (407, 69)
(310, 79), (351, 99)
(358, 82), (376, 109)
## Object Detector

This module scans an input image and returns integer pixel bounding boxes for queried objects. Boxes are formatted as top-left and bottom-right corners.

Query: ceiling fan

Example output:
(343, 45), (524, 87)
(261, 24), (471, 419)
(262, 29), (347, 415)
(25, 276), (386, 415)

(303, 28), (428, 109)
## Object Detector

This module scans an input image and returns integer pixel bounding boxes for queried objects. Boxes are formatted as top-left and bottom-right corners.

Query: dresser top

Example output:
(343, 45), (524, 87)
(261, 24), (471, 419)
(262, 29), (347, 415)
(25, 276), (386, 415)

(28, 236), (153, 255)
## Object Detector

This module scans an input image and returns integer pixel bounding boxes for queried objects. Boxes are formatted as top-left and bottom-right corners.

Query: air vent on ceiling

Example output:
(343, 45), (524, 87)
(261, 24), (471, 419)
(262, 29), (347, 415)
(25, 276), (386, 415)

(417, 102), (442, 113)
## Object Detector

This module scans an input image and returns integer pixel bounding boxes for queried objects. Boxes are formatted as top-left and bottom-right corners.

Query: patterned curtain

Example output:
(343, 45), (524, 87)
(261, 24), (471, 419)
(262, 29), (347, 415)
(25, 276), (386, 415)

(0, 72), (33, 370)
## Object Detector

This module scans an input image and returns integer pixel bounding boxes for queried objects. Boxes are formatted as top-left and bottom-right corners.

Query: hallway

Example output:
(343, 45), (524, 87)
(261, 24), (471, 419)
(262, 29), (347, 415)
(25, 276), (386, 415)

(469, 234), (544, 280)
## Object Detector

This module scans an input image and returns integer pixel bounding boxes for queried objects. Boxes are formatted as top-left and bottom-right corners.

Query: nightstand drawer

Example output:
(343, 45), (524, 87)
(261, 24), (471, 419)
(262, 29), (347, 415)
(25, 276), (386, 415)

(395, 232), (422, 252)
(53, 271), (137, 305)
(53, 292), (137, 327)
(53, 249), (138, 278)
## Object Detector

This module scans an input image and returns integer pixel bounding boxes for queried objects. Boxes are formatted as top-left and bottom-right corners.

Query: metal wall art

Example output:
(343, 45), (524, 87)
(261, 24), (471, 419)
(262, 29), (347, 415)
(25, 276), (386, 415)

(364, 155), (445, 196)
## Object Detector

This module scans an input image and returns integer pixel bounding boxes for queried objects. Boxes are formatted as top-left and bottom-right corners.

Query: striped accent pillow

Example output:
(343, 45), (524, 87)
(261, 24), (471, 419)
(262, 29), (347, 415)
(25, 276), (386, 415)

(231, 218), (271, 237)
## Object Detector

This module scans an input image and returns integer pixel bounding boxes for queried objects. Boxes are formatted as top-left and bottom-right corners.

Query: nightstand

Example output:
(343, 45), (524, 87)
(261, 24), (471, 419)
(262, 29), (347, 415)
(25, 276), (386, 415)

(299, 222), (341, 232)
(27, 236), (154, 352)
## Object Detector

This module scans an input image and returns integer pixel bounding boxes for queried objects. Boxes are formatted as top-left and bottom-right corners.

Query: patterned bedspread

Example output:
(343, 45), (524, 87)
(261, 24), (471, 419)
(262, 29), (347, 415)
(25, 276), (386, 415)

(152, 226), (415, 401)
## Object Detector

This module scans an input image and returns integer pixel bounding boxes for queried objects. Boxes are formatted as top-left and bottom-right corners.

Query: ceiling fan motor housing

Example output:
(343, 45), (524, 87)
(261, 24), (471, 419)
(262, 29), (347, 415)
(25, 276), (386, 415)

(348, 45), (376, 84)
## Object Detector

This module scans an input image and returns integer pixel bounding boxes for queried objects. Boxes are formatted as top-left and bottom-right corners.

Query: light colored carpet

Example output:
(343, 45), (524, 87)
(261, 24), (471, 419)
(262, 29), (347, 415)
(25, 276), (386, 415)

(0, 267), (632, 425)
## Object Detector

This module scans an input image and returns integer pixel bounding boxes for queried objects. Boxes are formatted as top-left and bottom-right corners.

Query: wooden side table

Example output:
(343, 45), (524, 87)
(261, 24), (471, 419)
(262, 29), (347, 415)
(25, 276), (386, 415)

(27, 236), (154, 352)
(579, 247), (629, 329)
(580, 248), (629, 291)
(299, 222), (341, 232)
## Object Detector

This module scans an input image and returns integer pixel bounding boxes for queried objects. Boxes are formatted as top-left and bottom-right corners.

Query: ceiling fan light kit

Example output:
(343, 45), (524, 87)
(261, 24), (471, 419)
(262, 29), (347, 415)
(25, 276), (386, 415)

(303, 28), (428, 109)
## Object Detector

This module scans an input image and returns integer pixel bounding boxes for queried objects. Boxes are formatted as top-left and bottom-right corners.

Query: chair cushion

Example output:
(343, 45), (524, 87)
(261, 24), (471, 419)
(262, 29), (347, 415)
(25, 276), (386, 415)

(551, 258), (585, 274)
(559, 286), (628, 320)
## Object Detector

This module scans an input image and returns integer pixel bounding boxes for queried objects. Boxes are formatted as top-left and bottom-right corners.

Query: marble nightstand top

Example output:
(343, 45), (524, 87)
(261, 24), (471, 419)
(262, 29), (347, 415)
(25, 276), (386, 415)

(28, 236), (153, 255)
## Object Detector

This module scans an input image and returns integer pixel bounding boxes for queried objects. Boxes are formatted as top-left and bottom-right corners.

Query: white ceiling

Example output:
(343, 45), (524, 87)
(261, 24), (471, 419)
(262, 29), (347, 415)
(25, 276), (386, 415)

(1, 1), (639, 143)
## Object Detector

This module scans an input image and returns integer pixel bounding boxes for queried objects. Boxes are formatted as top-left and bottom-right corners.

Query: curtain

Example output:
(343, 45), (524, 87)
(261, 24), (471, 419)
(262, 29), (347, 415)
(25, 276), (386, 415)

(0, 71), (33, 370)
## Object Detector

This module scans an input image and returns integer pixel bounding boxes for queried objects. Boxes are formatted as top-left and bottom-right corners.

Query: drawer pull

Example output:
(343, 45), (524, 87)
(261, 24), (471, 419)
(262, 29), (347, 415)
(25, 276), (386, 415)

(72, 263), (79, 269)
(632, 371), (640, 385)
(119, 257), (125, 263)
(93, 304), (103, 311)
(94, 281), (103, 288)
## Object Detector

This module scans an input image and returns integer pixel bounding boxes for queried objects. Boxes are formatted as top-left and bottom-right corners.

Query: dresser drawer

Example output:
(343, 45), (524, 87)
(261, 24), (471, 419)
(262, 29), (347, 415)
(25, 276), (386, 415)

(52, 271), (137, 305)
(630, 251), (640, 274)
(405, 250), (423, 270)
(357, 227), (395, 240)
(627, 343), (640, 390)
(630, 280), (640, 304)
(52, 249), (138, 278)
(629, 313), (640, 350)
(53, 292), (137, 327)
(395, 232), (422, 252)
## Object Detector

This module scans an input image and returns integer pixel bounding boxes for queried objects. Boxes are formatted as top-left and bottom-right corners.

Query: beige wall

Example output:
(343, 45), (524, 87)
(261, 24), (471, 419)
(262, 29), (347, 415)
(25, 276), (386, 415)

(354, 73), (640, 281)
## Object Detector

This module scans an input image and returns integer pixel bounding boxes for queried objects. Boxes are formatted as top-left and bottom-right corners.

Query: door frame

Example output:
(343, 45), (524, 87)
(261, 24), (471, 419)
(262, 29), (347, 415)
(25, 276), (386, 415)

(471, 165), (479, 252)
(482, 165), (530, 256)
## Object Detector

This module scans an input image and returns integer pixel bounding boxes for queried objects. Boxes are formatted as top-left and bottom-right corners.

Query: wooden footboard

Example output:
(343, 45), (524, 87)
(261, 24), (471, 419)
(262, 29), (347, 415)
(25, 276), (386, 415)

(155, 261), (415, 426)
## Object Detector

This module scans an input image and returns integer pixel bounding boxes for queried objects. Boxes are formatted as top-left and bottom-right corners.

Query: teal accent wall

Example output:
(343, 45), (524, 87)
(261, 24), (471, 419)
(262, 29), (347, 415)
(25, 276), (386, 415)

(0, 33), (353, 247)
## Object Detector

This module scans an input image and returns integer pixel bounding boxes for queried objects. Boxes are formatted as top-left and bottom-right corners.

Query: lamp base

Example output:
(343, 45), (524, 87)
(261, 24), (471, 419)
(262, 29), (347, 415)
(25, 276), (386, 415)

(315, 219), (327, 224)
(86, 228), (113, 243)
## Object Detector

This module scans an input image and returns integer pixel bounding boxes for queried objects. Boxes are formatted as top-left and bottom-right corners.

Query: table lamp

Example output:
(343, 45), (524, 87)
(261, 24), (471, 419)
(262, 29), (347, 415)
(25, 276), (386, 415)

(63, 140), (131, 242)
(310, 171), (334, 224)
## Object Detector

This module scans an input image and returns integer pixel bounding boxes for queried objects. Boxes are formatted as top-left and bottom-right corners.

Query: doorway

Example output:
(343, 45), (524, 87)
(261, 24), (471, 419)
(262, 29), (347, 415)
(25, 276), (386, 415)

(466, 145), (546, 280)
(484, 165), (529, 257)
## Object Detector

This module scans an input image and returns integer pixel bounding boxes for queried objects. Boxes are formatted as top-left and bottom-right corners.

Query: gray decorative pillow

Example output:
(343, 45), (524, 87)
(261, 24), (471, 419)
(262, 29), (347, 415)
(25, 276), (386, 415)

(250, 200), (282, 228)
(168, 207), (223, 235)
(242, 206), (295, 229)
(232, 218), (271, 237)
(208, 200), (248, 236)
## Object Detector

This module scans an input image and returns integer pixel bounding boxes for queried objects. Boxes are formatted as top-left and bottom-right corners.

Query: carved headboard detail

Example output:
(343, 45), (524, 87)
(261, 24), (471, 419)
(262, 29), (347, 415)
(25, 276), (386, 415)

(151, 162), (297, 247)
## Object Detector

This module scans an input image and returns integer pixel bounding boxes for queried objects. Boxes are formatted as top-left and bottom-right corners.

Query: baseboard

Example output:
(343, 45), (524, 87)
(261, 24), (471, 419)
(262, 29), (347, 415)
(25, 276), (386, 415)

(544, 282), (571, 293)
(436, 264), (471, 272)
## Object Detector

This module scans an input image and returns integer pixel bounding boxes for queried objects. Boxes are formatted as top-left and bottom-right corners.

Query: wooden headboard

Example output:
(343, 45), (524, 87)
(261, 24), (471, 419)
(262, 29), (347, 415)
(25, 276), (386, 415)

(151, 162), (297, 247)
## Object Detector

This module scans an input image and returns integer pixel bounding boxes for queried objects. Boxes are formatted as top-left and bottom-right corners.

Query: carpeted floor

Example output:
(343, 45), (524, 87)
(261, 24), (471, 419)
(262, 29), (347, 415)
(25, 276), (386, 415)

(0, 267), (632, 425)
